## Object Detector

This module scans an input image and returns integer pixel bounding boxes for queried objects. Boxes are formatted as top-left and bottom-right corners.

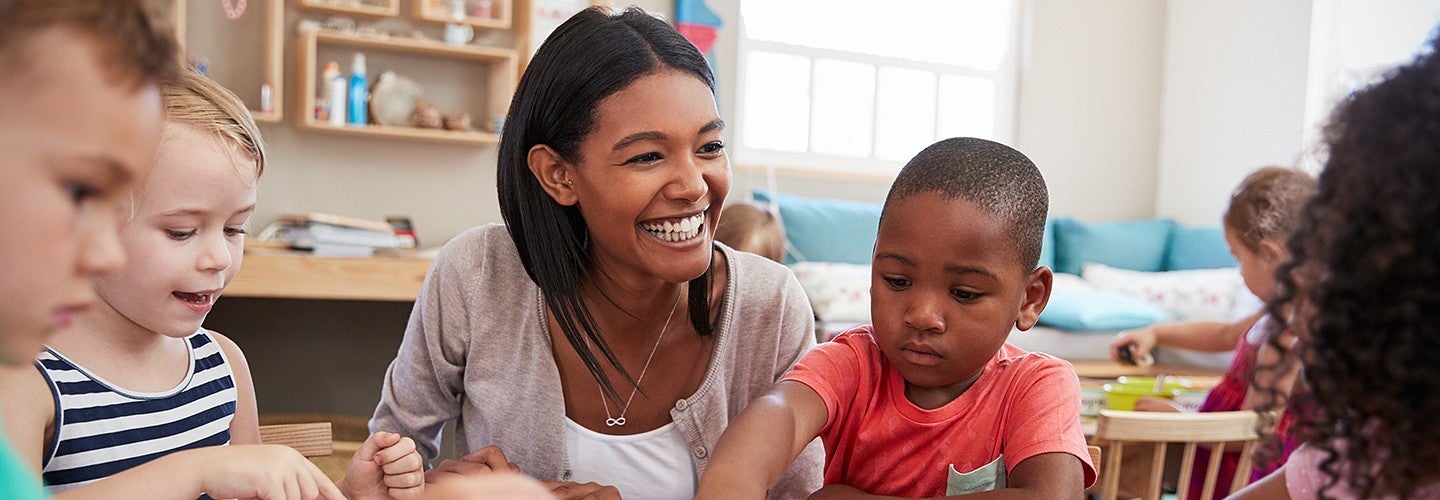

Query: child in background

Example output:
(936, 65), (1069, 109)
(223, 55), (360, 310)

(714, 202), (785, 263)
(1233, 29), (1440, 500)
(0, 1), (180, 497)
(1108, 166), (1315, 497)
(696, 137), (1094, 498)
(0, 71), (422, 499)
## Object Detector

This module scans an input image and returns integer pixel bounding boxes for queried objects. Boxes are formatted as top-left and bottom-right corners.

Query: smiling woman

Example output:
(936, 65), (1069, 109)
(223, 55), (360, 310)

(368, 6), (823, 500)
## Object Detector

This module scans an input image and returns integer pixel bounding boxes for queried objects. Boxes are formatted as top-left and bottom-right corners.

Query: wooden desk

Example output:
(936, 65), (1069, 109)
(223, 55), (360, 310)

(227, 248), (434, 301)
(1071, 360), (1225, 380)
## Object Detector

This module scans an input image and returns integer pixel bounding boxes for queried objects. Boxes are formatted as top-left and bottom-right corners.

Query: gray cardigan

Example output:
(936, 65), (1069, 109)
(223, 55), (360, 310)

(370, 224), (823, 498)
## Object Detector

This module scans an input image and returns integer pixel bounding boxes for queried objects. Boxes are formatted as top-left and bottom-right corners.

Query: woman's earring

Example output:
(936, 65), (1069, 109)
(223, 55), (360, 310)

(564, 179), (573, 186)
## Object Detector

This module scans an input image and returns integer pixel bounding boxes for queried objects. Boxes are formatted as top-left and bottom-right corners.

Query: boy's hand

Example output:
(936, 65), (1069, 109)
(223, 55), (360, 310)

(538, 480), (622, 499)
(425, 445), (521, 484)
(195, 444), (346, 499)
(424, 473), (557, 499)
(341, 431), (425, 499)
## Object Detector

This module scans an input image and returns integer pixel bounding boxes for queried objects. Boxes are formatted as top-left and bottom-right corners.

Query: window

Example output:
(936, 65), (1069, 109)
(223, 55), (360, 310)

(736, 0), (1019, 175)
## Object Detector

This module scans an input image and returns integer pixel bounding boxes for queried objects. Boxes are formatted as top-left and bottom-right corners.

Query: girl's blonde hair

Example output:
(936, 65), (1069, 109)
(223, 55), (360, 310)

(160, 71), (265, 178)
(1222, 166), (1316, 252)
(715, 203), (785, 263)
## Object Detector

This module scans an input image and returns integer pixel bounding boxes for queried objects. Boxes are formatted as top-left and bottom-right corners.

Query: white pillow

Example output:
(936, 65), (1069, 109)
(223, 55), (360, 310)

(790, 262), (871, 322)
(1080, 263), (1245, 322)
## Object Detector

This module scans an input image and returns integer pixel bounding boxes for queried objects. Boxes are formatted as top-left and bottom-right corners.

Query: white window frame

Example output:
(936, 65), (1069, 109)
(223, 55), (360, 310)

(732, 1), (1022, 177)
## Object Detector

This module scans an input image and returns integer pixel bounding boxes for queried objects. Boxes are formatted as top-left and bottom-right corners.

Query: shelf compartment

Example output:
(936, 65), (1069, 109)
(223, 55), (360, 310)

(412, 0), (513, 30)
(295, 30), (518, 145)
(171, 0), (285, 123)
(297, 0), (401, 18)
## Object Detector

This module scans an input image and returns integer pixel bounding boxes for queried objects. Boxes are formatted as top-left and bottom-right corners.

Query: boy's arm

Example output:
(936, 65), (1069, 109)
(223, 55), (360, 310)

(0, 363), (56, 472)
(210, 330), (260, 444)
(807, 453), (1084, 500)
(695, 380), (829, 500)
(1110, 311), (1262, 361)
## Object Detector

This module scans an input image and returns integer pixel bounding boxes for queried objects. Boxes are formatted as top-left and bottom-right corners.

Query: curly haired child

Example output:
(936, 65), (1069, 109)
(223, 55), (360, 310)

(696, 137), (1095, 498)
(1108, 165), (1315, 497)
(1231, 28), (1440, 500)
(0, 70), (423, 499)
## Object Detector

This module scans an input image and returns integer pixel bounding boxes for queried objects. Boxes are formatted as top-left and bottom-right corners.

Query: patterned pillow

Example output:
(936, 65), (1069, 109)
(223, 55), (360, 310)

(790, 262), (871, 322)
(1080, 263), (1245, 322)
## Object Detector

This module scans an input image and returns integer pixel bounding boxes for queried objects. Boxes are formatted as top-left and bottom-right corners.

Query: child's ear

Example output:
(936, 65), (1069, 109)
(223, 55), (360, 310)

(1259, 239), (1286, 262)
(527, 144), (578, 206)
(1015, 266), (1053, 331)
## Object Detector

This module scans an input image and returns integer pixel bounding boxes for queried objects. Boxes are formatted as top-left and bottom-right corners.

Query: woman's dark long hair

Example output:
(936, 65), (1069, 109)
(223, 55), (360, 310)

(1254, 30), (1440, 498)
(496, 7), (718, 402)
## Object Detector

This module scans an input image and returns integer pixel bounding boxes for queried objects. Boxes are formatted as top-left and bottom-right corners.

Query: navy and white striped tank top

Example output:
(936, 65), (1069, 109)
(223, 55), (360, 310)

(36, 330), (237, 493)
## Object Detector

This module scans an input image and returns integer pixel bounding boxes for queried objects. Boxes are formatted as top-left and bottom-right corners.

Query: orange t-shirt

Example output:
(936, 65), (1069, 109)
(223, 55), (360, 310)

(783, 327), (1097, 497)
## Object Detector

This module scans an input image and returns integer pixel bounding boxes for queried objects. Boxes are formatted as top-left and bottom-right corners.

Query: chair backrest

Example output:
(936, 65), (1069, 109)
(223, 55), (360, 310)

(1094, 410), (1261, 500)
(258, 422), (333, 458)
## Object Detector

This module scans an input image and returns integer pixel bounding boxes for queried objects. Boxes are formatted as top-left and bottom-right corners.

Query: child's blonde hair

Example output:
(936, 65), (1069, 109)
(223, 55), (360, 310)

(161, 71), (265, 178)
(716, 203), (785, 263)
(1222, 166), (1316, 252)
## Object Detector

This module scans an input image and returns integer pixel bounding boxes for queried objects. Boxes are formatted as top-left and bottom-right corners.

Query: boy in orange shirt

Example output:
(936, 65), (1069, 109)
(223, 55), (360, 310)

(696, 137), (1095, 498)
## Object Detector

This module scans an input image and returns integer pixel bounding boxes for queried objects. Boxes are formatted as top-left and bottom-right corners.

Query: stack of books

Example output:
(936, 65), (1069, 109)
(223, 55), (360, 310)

(275, 213), (414, 257)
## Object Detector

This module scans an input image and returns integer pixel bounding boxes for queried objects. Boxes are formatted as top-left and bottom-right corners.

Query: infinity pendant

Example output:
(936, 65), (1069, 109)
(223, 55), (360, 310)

(605, 417), (626, 426)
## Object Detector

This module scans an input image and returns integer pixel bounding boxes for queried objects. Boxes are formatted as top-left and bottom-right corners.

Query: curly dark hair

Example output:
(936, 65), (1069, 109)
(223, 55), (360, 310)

(1255, 31), (1440, 498)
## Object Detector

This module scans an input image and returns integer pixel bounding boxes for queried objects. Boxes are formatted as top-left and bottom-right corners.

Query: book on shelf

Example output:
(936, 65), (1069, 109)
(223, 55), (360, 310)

(278, 212), (396, 233)
(270, 212), (415, 252)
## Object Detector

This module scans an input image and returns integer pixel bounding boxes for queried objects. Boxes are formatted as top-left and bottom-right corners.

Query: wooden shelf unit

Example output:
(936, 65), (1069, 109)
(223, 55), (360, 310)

(228, 249), (433, 302)
(170, 0), (285, 123)
(412, 0), (513, 30)
(297, 0), (401, 18)
(294, 30), (518, 145)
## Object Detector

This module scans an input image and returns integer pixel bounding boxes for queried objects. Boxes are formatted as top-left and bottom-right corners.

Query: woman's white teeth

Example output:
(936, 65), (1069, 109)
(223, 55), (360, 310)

(642, 212), (705, 242)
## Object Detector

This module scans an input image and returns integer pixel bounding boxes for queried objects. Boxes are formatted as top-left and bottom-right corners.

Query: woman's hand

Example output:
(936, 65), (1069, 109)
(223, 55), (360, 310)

(425, 445), (521, 484)
(539, 480), (622, 499)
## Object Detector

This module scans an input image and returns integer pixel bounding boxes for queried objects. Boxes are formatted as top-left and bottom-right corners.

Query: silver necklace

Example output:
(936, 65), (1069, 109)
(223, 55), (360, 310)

(595, 292), (681, 427)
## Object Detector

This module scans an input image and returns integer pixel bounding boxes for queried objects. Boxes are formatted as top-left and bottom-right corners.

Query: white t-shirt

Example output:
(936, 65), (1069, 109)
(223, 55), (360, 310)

(563, 419), (697, 500)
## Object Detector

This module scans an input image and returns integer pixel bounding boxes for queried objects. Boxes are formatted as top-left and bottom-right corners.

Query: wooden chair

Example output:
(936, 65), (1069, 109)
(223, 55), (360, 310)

(258, 422), (333, 458)
(1085, 445), (1103, 493)
(1094, 410), (1261, 500)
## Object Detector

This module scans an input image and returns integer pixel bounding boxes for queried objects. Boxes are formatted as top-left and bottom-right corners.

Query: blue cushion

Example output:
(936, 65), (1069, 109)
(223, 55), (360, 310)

(1052, 217), (1175, 275)
(1037, 218), (1055, 270)
(1038, 290), (1168, 331)
(753, 190), (881, 265)
(1165, 225), (1237, 271)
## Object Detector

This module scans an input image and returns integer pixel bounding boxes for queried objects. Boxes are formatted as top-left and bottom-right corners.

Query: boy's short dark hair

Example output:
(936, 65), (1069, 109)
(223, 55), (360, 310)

(0, 0), (181, 88)
(883, 137), (1049, 271)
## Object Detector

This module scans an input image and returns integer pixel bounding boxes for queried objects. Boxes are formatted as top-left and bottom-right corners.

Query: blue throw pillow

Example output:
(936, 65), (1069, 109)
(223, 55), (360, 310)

(1038, 290), (1168, 331)
(753, 190), (881, 265)
(1052, 217), (1175, 275)
(1165, 225), (1237, 271)
(1037, 218), (1056, 270)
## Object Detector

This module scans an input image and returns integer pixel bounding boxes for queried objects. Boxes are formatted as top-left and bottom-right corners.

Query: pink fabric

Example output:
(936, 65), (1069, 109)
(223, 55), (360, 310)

(1285, 443), (1440, 499)
(783, 327), (1096, 497)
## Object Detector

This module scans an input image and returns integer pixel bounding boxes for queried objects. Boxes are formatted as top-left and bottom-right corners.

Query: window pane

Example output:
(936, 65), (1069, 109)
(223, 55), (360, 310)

(874, 67), (936, 161)
(937, 75), (997, 140)
(810, 59), (875, 158)
(742, 51), (811, 153)
(741, 0), (1012, 70)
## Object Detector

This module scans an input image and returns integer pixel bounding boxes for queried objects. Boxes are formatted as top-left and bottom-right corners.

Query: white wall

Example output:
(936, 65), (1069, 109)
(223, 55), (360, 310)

(1154, 0), (1314, 226)
(1014, 0), (1166, 221)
